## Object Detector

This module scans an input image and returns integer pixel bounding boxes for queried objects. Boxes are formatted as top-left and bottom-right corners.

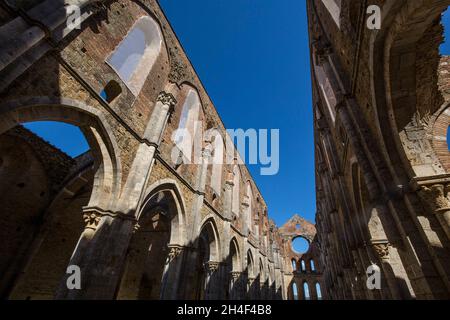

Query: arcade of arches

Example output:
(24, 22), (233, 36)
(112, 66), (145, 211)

(0, 0), (449, 300)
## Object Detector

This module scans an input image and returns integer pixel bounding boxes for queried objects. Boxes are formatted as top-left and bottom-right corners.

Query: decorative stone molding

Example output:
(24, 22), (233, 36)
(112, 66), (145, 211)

(418, 183), (450, 213)
(157, 91), (177, 110)
(83, 211), (101, 231)
(167, 245), (184, 263)
(204, 261), (220, 273)
(133, 223), (141, 233)
(225, 179), (234, 190)
(371, 242), (391, 261)
(230, 271), (242, 280)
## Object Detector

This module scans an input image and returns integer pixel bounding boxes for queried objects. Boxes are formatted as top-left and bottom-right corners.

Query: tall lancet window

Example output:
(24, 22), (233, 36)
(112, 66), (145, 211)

(175, 89), (201, 164)
(232, 165), (240, 216)
(107, 16), (163, 96)
(246, 181), (253, 231)
(208, 130), (224, 196)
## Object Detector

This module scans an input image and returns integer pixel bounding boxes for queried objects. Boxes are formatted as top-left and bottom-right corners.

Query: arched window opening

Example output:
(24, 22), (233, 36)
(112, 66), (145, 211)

(232, 165), (240, 216)
(208, 130), (224, 196)
(228, 238), (240, 299)
(303, 282), (311, 300)
(246, 250), (254, 278)
(246, 182), (253, 231)
(316, 282), (323, 300)
(310, 259), (316, 272)
(0, 121), (95, 299)
(292, 283), (299, 300)
(100, 80), (122, 103)
(291, 259), (297, 271)
(107, 16), (163, 96)
(301, 259), (306, 272)
(175, 89), (201, 164)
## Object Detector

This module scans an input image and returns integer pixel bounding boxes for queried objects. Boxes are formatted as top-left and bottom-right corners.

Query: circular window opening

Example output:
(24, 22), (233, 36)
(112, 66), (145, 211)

(291, 237), (309, 254)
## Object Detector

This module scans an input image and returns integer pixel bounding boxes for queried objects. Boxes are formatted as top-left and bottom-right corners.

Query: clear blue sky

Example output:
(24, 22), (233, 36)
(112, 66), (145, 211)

(159, 0), (316, 227)
(25, 0), (317, 230)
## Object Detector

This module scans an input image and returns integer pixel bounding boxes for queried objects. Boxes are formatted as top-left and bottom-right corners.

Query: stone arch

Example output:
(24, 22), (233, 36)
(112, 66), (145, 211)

(430, 104), (450, 172)
(370, 0), (450, 180)
(0, 97), (122, 208)
(205, 127), (225, 196)
(173, 85), (204, 165)
(106, 15), (164, 96)
(197, 216), (221, 262)
(229, 237), (241, 272)
(141, 179), (187, 245)
(116, 180), (186, 300)
(246, 249), (255, 277)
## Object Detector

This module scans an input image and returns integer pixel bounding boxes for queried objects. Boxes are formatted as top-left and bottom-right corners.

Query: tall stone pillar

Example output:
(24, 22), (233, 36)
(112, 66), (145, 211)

(204, 261), (220, 300)
(229, 271), (244, 300)
(160, 245), (187, 299)
(418, 183), (450, 240)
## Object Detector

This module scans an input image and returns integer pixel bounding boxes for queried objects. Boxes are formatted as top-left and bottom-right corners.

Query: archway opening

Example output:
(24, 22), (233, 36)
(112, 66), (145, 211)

(0, 120), (97, 299)
(117, 189), (180, 300)
(193, 220), (219, 300)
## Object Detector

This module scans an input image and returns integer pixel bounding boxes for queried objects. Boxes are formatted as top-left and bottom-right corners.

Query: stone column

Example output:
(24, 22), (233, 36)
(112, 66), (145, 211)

(55, 208), (136, 299)
(418, 183), (450, 240)
(116, 91), (177, 215)
(188, 146), (211, 242)
(247, 276), (256, 299)
(204, 261), (220, 300)
(229, 271), (243, 300)
(160, 245), (186, 300)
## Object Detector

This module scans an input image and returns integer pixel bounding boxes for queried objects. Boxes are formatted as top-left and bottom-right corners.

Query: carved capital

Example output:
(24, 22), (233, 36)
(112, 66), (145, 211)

(371, 242), (390, 261)
(167, 245), (183, 263)
(241, 195), (250, 208)
(204, 261), (220, 273)
(83, 211), (101, 230)
(230, 271), (242, 280)
(157, 91), (177, 110)
(419, 183), (450, 213)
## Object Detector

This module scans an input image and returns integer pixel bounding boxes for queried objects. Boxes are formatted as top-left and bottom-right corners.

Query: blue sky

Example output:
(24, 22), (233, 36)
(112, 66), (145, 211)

(158, 0), (316, 227)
